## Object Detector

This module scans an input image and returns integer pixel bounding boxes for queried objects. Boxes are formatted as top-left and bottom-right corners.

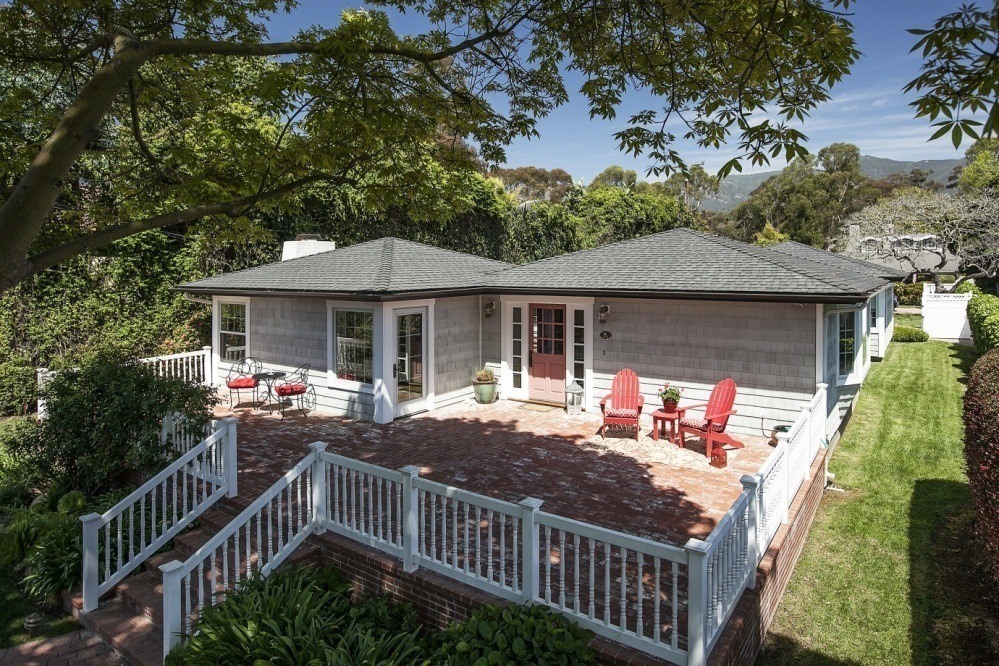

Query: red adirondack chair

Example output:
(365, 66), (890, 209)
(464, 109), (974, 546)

(677, 378), (742, 458)
(599, 369), (645, 440)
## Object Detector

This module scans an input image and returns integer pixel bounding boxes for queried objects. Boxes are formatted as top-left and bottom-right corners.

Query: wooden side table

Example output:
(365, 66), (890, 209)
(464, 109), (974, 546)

(651, 408), (684, 443)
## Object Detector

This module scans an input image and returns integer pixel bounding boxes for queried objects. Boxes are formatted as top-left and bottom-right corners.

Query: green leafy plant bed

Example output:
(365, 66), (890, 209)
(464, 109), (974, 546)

(893, 325), (929, 342)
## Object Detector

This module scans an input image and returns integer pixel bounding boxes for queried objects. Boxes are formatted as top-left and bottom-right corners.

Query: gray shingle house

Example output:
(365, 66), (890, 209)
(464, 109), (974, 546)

(177, 229), (900, 438)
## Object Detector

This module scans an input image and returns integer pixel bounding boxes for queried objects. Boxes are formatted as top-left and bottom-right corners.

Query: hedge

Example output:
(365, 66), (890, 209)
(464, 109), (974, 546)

(964, 349), (999, 588)
(0, 363), (37, 417)
(893, 325), (929, 342)
(968, 293), (999, 354)
(895, 282), (924, 306)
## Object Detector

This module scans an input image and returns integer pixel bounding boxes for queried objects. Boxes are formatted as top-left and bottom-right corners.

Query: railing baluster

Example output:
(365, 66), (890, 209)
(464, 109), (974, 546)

(620, 547), (628, 629)
(475, 505), (482, 577)
(487, 509), (494, 583)
(558, 529), (566, 609)
(588, 537), (595, 620)
(451, 497), (459, 568)
(441, 496), (448, 565)
(573, 533), (580, 613)
(499, 514), (506, 587)
(637, 554), (644, 637)
(604, 542), (611, 625)
(654, 557), (661, 643)
(544, 524), (552, 604)
(462, 502), (469, 573)
(430, 493), (437, 561)
(512, 516), (519, 591)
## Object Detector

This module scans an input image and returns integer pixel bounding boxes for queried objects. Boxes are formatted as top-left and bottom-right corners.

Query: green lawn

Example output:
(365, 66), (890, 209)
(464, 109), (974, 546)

(758, 341), (998, 665)
(895, 313), (923, 329)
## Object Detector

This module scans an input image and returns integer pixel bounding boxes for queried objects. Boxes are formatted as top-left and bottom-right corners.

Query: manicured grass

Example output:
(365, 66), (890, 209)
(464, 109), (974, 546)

(895, 313), (923, 329)
(758, 341), (998, 665)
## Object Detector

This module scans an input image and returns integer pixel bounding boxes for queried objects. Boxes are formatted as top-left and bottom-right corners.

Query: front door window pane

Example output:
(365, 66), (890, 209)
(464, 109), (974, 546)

(397, 313), (424, 403)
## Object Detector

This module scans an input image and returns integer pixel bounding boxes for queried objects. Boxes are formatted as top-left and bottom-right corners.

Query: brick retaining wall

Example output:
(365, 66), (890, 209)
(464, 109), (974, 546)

(707, 448), (828, 665)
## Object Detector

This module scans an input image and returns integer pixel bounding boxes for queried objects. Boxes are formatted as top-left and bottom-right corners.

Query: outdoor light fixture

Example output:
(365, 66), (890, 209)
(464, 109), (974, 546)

(483, 300), (496, 318)
(565, 381), (584, 416)
(597, 303), (610, 323)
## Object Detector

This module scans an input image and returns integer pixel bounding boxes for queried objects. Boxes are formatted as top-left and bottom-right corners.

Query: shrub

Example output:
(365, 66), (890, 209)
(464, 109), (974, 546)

(21, 514), (81, 600)
(436, 604), (596, 665)
(0, 363), (36, 416)
(968, 293), (999, 354)
(955, 280), (982, 295)
(167, 566), (432, 665)
(7, 347), (215, 496)
(0, 418), (39, 511)
(895, 282), (924, 306)
(893, 325), (929, 342)
(964, 349), (999, 588)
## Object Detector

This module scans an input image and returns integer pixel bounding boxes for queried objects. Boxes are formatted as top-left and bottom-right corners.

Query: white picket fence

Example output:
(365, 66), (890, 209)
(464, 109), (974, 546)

(161, 383), (830, 665)
(79, 418), (238, 613)
(36, 347), (213, 419)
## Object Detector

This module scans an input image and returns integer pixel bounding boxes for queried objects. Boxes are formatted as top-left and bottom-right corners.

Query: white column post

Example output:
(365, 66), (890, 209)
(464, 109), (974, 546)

(222, 417), (238, 498)
(161, 560), (184, 659)
(799, 405), (812, 478)
(160, 412), (174, 448)
(740, 475), (761, 588)
(80, 512), (101, 612)
(400, 465), (421, 572)
(684, 537), (710, 666)
(202, 345), (213, 386)
(309, 442), (328, 532)
(776, 430), (791, 524)
(518, 497), (544, 604)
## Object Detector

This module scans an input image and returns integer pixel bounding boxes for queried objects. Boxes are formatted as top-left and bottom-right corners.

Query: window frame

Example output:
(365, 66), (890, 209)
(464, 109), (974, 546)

(837, 310), (856, 380)
(217, 298), (250, 364)
(327, 304), (376, 392)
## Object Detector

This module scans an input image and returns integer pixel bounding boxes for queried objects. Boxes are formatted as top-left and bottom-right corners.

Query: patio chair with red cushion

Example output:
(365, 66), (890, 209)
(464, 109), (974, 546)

(677, 377), (743, 458)
(275, 364), (315, 419)
(600, 368), (645, 440)
(225, 357), (262, 408)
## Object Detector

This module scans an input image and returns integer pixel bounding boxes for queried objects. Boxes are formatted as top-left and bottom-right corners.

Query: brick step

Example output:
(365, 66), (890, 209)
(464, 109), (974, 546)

(83, 598), (163, 666)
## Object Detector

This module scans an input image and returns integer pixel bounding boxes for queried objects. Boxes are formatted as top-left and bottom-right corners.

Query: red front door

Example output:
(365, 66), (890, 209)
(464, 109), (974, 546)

(529, 304), (566, 403)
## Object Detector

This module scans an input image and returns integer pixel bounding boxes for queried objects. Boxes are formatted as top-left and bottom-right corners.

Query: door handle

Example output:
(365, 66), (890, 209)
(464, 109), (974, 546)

(393, 363), (398, 378)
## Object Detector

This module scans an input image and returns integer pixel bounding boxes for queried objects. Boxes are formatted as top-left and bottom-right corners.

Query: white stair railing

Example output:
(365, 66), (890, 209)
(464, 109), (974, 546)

(79, 418), (237, 612)
(161, 442), (324, 659)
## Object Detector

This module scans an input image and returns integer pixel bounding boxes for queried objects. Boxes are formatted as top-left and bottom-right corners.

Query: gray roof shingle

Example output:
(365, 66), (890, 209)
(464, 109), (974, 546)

(178, 237), (511, 296)
(178, 230), (891, 301)
(769, 240), (908, 281)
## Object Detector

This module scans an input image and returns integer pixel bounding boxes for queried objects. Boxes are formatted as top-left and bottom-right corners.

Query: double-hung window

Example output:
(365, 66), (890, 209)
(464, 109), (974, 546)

(838, 311), (856, 378)
(870, 297), (878, 328)
(332, 309), (374, 385)
(219, 302), (248, 362)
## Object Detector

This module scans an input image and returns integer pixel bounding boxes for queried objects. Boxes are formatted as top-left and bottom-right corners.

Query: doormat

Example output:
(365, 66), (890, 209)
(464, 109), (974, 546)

(521, 403), (557, 412)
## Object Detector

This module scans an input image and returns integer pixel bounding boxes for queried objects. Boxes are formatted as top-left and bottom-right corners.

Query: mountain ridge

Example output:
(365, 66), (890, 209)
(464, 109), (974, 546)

(699, 155), (964, 212)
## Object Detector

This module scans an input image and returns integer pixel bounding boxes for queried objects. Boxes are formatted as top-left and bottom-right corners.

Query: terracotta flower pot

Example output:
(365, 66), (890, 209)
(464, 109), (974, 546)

(662, 400), (678, 413)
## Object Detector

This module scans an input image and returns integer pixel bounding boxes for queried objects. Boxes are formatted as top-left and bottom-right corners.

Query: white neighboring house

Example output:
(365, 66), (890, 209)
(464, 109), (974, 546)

(176, 230), (905, 440)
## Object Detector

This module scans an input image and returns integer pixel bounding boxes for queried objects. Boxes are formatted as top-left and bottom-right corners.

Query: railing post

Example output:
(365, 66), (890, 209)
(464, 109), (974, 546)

(161, 560), (184, 660)
(309, 442), (328, 532)
(202, 345), (213, 386)
(160, 412), (174, 448)
(799, 405), (812, 478)
(36, 368), (49, 421)
(776, 430), (791, 523)
(740, 475), (761, 588)
(518, 497), (544, 604)
(222, 417), (238, 498)
(400, 465), (421, 572)
(684, 538), (710, 666)
(80, 513), (101, 612)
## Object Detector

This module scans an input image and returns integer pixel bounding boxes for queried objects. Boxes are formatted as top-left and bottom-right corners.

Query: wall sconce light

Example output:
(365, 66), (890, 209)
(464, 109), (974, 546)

(597, 303), (610, 323)
(483, 300), (496, 318)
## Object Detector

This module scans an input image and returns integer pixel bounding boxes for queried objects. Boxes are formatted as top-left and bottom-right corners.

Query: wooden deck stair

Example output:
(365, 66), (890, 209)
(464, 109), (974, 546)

(74, 497), (319, 666)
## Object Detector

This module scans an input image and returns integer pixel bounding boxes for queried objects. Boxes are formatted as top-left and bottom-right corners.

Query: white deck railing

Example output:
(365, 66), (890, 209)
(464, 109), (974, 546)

(161, 443), (321, 658)
(684, 383), (828, 663)
(79, 418), (237, 613)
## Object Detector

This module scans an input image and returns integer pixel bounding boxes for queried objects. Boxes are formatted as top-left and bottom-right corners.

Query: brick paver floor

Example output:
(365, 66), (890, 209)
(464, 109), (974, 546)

(218, 398), (774, 545)
(0, 630), (122, 665)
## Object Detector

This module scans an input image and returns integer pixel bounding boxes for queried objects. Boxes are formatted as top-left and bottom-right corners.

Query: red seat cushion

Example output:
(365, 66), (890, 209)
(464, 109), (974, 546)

(680, 417), (725, 433)
(227, 377), (258, 389)
(276, 383), (308, 397)
(605, 408), (639, 419)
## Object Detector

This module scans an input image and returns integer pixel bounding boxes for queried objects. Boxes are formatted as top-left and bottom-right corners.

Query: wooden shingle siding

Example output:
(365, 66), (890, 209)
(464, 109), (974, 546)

(249, 297), (326, 369)
(592, 298), (816, 435)
(434, 296), (481, 398)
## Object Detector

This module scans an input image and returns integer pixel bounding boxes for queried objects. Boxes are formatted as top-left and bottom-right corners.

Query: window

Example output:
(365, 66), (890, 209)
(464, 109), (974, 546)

(333, 310), (373, 385)
(511, 307), (524, 389)
(219, 302), (247, 362)
(870, 298), (878, 328)
(838, 311), (855, 377)
(572, 309), (585, 389)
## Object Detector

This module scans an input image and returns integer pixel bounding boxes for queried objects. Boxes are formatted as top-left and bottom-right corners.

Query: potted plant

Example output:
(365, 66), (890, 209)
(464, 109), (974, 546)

(657, 382), (683, 412)
(472, 368), (498, 404)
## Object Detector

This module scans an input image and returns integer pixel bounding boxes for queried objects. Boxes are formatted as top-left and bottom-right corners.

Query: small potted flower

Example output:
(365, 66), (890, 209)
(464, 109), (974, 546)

(657, 382), (683, 412)
(472, 368), (498, 404)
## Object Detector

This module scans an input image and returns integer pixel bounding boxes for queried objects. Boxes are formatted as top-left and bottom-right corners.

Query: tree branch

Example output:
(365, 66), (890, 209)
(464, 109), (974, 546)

(26, 173), (346, 277)
(127, 80), (173, 183)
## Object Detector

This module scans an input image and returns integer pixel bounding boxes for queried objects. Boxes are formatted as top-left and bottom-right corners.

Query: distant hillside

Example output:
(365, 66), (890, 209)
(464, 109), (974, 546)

(699, 155), (964, 212)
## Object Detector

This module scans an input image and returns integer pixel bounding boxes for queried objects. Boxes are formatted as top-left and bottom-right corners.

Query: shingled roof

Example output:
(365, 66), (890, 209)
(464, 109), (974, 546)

(178, 237), (511, 298)
(485, 229), (889, 300)
(178, 229), (892, 303)
(769, 240), (908, 281)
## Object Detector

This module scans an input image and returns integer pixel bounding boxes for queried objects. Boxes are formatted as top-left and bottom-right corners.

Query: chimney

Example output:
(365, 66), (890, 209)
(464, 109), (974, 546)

(282, 233), (336, 261)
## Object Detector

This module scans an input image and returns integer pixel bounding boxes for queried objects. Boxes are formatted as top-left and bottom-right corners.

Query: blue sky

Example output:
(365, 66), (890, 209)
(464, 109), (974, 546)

(267, 1), (971, 182)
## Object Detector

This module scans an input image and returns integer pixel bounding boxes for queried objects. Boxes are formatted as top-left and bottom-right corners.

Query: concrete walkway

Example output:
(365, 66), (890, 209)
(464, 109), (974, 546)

(0, 630), (122, 665)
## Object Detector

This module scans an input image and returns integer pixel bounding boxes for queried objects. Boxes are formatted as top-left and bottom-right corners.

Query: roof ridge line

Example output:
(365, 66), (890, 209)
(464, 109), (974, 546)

(384, 236), (512, 268)
(770, 240), (906, 279)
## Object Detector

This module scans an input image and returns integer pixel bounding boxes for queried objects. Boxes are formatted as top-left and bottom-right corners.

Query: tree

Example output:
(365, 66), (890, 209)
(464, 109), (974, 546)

(573, 188), (691, 248)
(845, 188), (999, 291)
(0, 0), (859, 292)
(817, 142), (862, 174)
(490, 166), (576, 203)
(960, 139), (999, 194)
(590, 166), (638, 190)
(657, 164), (720, 210)
(906, 3), (999, 148)
(753, 222), (789, 247)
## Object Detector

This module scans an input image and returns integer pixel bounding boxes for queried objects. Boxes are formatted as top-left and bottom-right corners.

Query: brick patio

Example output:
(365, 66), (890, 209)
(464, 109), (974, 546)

(217, 398), (773, 546)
